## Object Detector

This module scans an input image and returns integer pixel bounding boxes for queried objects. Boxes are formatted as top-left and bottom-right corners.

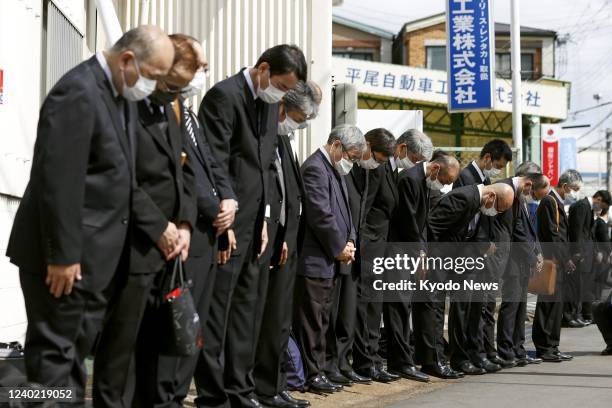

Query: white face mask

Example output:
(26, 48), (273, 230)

(257, 70), (286, 104)
(426, 170), (444, 191)
(181, 70), (207, 99)
(567, 188), (580, 201)
(335, 158), (354, 176)
(359, 157), (380, 170)
(483, 165), (501, 178)
(121, 57), (157, 101)
(522, 193), (535, 204)
(481, 197), (499, 216)
(397, 155), (415, 169)
(278, 115), (301, 135)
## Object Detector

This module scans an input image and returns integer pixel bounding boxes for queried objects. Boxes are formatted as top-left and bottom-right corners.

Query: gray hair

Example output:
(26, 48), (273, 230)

(283, 81), (317, 118)
(396, 129), (434, 161)
(111, 25), (161, 62)
(515, 161), (542, 176)
(327, 124), (366, 153)
(558, 169), (583, 188)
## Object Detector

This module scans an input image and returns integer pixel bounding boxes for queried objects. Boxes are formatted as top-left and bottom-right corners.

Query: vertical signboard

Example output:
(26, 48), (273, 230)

(446, 0), (495, 112)
(542, 124), (560, 186)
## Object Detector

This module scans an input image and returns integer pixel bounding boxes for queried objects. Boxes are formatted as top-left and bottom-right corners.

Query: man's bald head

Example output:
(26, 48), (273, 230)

(429, 150), (461, 185)
(107, 25), (174, 94)
(481, 183), (514, 213)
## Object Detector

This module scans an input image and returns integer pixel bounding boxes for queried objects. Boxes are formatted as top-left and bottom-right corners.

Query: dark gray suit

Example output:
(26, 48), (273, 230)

(7, 56), (135, 401)
(294, 149), (355, 382)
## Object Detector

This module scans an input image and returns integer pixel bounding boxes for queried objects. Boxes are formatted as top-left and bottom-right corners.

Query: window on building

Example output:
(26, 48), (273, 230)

(495, 53), (535, 80)
(426, 46), (447, 71)
(333, 51), (374, 61)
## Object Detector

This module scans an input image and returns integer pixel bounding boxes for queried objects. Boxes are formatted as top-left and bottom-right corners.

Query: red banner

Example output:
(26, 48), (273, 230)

(542, 138), (559, 186)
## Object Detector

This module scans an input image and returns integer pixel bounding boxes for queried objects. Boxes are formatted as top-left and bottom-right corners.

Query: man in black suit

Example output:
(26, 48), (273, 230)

(533, 169), (581, 362)
(254, 81), (319, 408)
(582, 190), (612, 326)
(495, 164), (549, 368)
(6, 26), (173, 404)
(93, 33), (199, 408)
(566, 185), (594, 327)
(293, 125), (365, 394)
(196, 45), (307, 408)
(450, 139), (513, 374)
(352, 129), (433, 383)
(389, 150), (460, 381)
(138, 36), (237, 408)
(324, 128), (395, 388)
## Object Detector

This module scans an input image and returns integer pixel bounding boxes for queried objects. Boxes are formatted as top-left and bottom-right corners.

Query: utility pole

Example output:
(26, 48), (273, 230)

(511, 0), (523, 163)
(607, 128), (612, 191)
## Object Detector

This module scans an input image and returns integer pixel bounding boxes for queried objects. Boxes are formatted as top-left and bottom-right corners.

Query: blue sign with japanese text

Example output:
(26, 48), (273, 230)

(447, 0), (495, 112)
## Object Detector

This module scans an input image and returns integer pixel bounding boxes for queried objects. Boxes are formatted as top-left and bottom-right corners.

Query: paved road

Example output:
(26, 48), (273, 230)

(390, 324), (612, 408)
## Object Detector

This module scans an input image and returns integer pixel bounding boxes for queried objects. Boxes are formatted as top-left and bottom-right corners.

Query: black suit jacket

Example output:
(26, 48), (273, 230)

(198, 69), (278, 258)
(428, 185), (481, 243)
(391, 162), (430, 245)
(537, 191), (570, 274)
(569, 197), (594, 256)
(181, 102), (236, 255)
(346, 164), (369, 234)
(594, 217), (611, 255)
(453, 161), (495, 243)
(362, 161), (398, 242)
(129, 100), (197, 273)
(266, 134), (305, 265)
(7, 56), (135, 291)
(299, 150), (356, 279)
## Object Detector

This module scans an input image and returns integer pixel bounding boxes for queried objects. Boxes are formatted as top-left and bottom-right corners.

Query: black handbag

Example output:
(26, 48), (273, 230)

(159, 258), (202, 356)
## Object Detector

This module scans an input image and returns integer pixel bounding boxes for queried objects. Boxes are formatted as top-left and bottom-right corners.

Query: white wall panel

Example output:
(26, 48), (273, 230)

(105, 0), (333, 159)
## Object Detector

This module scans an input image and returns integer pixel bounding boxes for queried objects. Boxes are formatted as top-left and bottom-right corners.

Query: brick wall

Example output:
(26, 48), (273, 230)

(405, 23), (447, 67)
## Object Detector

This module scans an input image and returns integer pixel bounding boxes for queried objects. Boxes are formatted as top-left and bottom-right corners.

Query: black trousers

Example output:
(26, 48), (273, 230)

(352, 275), (383, 371)
(412, 294), (442, 367)
(563, 256), (592, 321)
(254, 251), (298, 398)
(481, 296), (497, 359)
(194, 242), (269, 408)
(382, 298), (415, 369)
(93, 270), (160, 408)
(293, 275), (336, 382)
(532, 277), (564, 355)
(20, 271), (110, 406)
(449, 296), (484, 366)
(325, 271), (358, 374)
(497, 271), (530, 360)
(594, 300), (612, 347)
(154, 237), (217, 408)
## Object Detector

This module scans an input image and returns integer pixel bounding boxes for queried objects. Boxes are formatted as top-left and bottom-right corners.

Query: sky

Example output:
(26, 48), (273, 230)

(333, 0), (612, 148)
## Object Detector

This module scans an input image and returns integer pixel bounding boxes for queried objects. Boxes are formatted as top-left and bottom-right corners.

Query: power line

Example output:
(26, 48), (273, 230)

(577, 108), (612, 140)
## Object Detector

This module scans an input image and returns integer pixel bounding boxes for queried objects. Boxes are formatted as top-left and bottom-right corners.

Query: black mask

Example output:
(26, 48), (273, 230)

(149, 90), (177, 106)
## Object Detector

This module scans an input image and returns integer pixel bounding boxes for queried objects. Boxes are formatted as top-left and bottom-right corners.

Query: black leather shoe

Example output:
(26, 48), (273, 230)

(554, 351), (573, 361)
(388, 366), (430, 382)
(583, 319), (593, 325)
(538, 352), (562, 362)
(489, 356), (517, 368)
(563, 319), (585, 328)
(325, 371), (353, 386)
(421, 363), (463, 379)
(473, 358), (501, 373)
(601, 346), (612, 355)
(526, 355), (543, 364)
(259, 394), (298, 408)
(320, 374), (344, 392)
(576, 318), (590, 326)
(454, 361), (486, 375)
(279, 391), (310, 407)
(341, 370), (372, 384)
(515, 357), (528, 367)
(307, 375), (336, 394)
(354, 367), (398, 383)
(248, 397), (263, 408)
